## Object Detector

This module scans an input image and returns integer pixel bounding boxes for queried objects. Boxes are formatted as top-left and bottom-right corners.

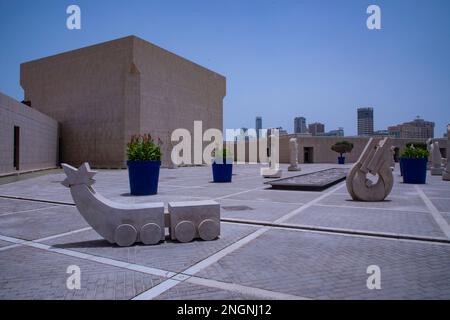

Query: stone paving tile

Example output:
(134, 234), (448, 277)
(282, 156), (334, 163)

(42, 223), (259, 273)
(0, 198), (58, 215)
(156, 281), (265, 300)
(0, 246), (165, 300)
(0, 205), (88, 240)
(0, 164), (342, 203)
(227, 188), (323, 204)
(110, 194), (210, 206)
(0, 239), (12, 247)
(421, 175), (450, 188)
(286, 205), (446, 238)
(422, 188), (450, 199)
(164, 185), (250, 199)
(429, 198), (450, 213)
(318, 194), (429, 212)
(444, 213), (450, 225)
(1, 164), (450, 300)
(334, 185), (419, 199)
(196, 229), (450, 299)
(0, 173), (72, 203)
(218, 199), (301, 223)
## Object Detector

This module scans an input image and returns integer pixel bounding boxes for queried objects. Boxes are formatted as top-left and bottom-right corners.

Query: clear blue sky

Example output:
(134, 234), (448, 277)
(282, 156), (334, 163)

(1, 0), (449, 136)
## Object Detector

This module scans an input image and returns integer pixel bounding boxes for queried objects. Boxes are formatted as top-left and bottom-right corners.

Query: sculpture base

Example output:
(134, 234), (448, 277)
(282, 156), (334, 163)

(443, 171), (450, 181)
(261, 168), (282, 178)
(431, 167), (443, 175)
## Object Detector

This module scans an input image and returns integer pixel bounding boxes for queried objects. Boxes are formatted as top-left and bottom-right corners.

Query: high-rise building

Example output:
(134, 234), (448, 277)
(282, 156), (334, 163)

(308, 122), (325, 136)
(357, 107), (374, 136)
(388, 117), (434, 139)
(255, 116), (262, 138)
(294, 117), (307, 134)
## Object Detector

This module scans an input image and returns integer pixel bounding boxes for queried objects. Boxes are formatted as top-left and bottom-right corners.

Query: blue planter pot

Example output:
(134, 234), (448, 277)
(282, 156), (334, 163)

(338, 156), (345, 164)
(212, 159), (233, 183)
(402, 158), (427, 184)
(127, 160), (161, 195)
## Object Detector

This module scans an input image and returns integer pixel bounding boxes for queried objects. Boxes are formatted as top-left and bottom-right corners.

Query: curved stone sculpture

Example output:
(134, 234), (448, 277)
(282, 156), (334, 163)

(431, 141), (443, 175)
(288, 138), (301, 171)
(346, 137), (394, 202)
(61, 163), (165, 247)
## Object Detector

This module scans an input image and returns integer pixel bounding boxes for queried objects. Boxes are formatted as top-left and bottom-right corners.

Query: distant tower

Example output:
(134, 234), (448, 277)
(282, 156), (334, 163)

(308, 122), (325, 136)
(357, 107), (374, 136)
(256, 116), (262, 138)
(294, 117), (307, 134)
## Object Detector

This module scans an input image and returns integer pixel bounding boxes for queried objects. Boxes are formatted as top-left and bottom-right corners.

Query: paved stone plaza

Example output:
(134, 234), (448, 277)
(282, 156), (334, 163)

(0, 164), (450, 300)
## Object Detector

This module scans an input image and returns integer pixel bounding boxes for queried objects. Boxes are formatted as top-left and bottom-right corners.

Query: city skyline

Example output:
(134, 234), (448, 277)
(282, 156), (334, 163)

(253, 112), (436, 138)
(0, 0), (449, 136)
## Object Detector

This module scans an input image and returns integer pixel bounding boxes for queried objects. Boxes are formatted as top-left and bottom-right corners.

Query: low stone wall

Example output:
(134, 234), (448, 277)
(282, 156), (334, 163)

(279, 135), (446, 164)
(230, 134), (447, 164)
(0, 92), (59, 174)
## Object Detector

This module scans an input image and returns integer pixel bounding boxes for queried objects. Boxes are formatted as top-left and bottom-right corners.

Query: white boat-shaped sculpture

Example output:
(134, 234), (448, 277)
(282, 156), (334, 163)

(61, 163), (165, 247)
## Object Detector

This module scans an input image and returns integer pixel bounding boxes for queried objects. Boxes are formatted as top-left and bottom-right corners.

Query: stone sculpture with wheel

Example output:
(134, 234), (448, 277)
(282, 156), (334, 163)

(346, 137), (394, 202)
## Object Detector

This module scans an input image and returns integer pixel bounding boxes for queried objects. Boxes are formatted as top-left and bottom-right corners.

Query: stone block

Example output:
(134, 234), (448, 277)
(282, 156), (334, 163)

(168, 200), (220, 243)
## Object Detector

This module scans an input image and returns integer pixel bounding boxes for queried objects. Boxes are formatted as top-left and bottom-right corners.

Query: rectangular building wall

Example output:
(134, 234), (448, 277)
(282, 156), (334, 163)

(21, 36), (226, 168)
(21, 37), (134, 168)
(131, 37), (225, 167)
(0, 92), (58, 174)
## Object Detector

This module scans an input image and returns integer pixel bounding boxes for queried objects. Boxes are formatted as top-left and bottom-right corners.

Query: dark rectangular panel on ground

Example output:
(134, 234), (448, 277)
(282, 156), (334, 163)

(265, 168), (348, 191)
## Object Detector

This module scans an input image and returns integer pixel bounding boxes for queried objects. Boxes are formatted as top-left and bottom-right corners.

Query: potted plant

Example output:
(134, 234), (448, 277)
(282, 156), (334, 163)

(400, 145), (429, 184)
(212, 148), (233, 183)
(400, 142), (428, 176)
(331, 141), (354, 164)
(126, 134), (162, 195)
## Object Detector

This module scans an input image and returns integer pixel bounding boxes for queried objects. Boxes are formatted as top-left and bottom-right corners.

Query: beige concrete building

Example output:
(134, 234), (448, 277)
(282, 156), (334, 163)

(388, 117), (435, 139)
(20, 36), (226, 168)
(0, 92), (58, 175)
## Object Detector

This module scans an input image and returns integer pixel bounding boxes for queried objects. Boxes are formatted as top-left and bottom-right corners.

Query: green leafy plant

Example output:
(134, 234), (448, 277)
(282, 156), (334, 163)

(406, 142), (427, 150)
(401, 146), (429, 159)
(127, 134), (162, 161)
(213, 148), (233, 163)
(214, 148), (232, 158)
(331, 141), (354, 157)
